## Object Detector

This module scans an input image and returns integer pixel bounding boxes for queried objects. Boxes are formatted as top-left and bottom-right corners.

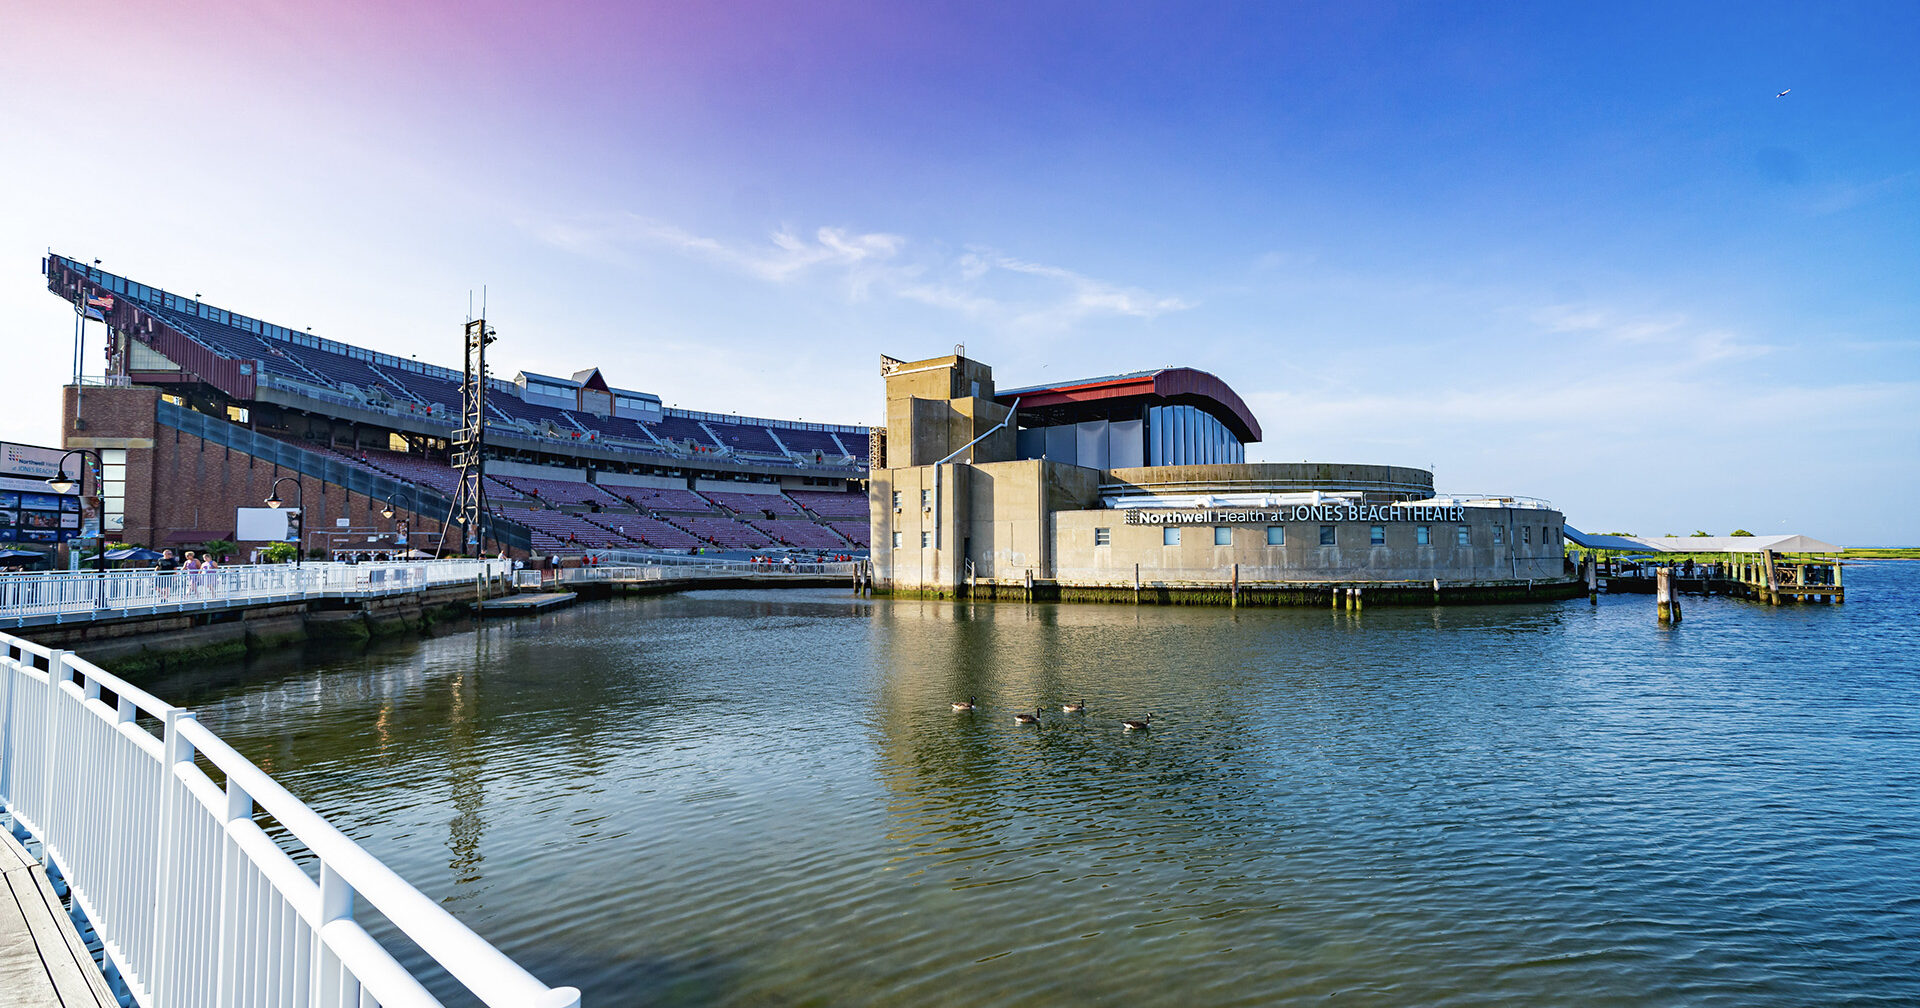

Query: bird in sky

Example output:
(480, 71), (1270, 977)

(1776, 89), (1791, 97)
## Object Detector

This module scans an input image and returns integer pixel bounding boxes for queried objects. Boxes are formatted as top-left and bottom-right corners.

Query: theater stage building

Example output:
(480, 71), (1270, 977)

(868, 354), (1580, 605)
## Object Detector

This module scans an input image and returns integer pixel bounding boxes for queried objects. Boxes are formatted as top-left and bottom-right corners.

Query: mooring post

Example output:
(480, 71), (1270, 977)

(1332, 585), (1342, 610)
(1352, 586), (1363, 611)
(1762, 549), (1780, 605)
(1231, 563), (1240, 607)
(1024, 568), (1033, 602)
(1585, 558), (1598, 603)
(1833, 559), (1844, 603)
(1133, 562), (1141, 604)
(1656, 567), (1680, 623)
(1432, 577), (1441, 604)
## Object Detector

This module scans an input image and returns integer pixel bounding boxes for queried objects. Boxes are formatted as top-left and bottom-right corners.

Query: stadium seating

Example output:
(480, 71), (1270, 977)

(703, 491), (804, 516)
(670, 514), (775, 548)
(787, 490), (868, 518)
(750, 519), (853, 549)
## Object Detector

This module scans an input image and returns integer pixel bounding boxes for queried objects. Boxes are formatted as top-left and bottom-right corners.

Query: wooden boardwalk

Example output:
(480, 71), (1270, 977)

(0, 827), (116, 1007)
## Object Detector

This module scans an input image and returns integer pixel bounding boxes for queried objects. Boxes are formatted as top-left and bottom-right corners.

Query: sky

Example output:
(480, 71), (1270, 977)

(2, 1), (1916, 544)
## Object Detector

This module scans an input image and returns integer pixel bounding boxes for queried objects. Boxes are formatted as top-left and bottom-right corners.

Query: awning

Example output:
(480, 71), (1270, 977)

(1564, 526), (1841, 554)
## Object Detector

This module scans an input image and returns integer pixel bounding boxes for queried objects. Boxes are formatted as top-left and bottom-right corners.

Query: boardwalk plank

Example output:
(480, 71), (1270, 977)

(0, 829), (115, 1007)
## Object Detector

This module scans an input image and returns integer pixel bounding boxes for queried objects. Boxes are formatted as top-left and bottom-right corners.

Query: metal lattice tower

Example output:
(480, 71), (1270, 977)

(441, 317), (495, 557)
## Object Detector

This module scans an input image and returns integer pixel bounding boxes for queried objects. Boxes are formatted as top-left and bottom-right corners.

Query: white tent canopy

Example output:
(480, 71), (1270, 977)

(1563, 527), (1841, 555)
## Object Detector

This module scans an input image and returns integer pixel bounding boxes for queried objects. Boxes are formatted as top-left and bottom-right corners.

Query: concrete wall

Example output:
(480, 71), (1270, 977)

(872, 458), (1101, 594)
(1102, 462), (1435, 500)
(1050, 507), (1569, 584)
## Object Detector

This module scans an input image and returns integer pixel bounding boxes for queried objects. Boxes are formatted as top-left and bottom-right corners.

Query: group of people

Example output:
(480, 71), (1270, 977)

(155, 548), (222, 596)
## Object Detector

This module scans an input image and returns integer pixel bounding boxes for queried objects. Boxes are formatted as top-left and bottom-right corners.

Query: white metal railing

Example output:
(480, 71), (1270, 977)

(0, 629), (579, 1007)
(0, 559), (509, 628)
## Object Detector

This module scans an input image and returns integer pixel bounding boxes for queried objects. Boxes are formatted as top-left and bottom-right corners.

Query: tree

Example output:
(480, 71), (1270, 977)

(1690, 530), (1711, 537)
(1731, 529), (1755, 537)
(200, 538), (237, 561)
(262, 542), (297, 564)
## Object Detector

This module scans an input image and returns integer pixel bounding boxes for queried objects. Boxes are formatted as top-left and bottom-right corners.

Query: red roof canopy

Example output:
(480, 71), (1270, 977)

(994, 367), (1262, 443)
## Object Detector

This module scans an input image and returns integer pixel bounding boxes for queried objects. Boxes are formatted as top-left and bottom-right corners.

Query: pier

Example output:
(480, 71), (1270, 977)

(0, 628), (579, 1006)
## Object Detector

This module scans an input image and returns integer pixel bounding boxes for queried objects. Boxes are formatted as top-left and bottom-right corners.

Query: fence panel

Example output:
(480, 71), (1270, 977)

(0, 630), (577, 1008)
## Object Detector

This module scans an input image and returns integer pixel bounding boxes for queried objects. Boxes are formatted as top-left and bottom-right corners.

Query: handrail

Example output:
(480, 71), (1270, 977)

(0, 559), (510, 628)
(0, 625), (579, 1007)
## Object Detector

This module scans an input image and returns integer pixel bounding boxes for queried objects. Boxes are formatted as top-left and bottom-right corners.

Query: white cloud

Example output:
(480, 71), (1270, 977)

(526, 213), (1192, 331)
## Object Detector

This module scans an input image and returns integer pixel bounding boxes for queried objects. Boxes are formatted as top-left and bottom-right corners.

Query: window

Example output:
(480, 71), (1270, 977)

(1214, 526), (1232, 545)
(890, 491), (901, 510)
(1370, 525), (1386, 546)
(1456, 526), (1471, 546)
(1416, 525), (1430, 545)
(1163, 527), (1181, 545)
(1319, 525), (1336, 546)
(891, 532), (901, 548)
(920, 531), (931, 548)
(920, 489), (932, 509)
(1492, 526), (1505, 545)
(1266, 526), (1284, 546)
(1094, 527), (1111, 546)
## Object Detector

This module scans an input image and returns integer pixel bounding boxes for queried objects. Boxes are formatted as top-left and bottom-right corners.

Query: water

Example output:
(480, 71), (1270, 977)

(159, 564), (1920, 1007)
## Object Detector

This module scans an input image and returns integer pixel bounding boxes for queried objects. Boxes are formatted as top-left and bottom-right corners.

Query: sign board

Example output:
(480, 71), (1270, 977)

(0, 442), (67, 481)
(236, 507), (298, 543)
(1123, 503), (1469, 526)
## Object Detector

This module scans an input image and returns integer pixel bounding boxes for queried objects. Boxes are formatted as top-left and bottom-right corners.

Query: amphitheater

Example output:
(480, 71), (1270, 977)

(41, 254), (873, 559)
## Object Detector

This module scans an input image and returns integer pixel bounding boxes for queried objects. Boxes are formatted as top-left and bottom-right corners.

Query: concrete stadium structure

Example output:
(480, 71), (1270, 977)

(868, 353), (1579, 605)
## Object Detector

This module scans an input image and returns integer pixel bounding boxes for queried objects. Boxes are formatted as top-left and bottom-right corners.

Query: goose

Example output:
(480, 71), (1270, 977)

(1014, 708), (1042, 725)
(951, 697), (976, 712)
(1121, 714), (1153, 731)
(1062, 700), (1086, 714)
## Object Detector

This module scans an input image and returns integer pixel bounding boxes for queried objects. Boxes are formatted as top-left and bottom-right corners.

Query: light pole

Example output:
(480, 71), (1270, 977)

(46, 448), (103, 585)
(265, 476), (304, 566)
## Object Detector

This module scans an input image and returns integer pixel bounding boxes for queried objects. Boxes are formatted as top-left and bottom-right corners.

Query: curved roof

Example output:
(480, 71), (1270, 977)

(994, 367), (1262, 443)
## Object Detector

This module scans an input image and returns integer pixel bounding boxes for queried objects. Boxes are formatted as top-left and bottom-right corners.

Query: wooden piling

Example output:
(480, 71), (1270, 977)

(1024, 568), (1034, 602)
(1656, 568), (1681, 623)
(1231, 564), (1240, 607)
(1351, 586), (1363, 611)
(1133, 563), (1141, 604)
(1585, 558), (1598, 603)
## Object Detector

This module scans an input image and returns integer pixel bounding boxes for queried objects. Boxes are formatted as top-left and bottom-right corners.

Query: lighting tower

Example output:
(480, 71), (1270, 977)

(443, 317), (494, 557)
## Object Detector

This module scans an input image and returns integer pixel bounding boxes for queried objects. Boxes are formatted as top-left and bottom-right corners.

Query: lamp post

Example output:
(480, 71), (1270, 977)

(46, 448), (103, 582)
(265, 476), (304, 567)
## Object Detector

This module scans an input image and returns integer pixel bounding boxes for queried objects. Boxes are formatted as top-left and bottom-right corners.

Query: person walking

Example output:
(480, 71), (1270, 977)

(180, 551), (202, 597)
(156, 548), (179, 600)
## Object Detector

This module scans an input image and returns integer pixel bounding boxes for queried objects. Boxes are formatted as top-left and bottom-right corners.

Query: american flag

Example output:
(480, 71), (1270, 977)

(86, 293), (115, 311)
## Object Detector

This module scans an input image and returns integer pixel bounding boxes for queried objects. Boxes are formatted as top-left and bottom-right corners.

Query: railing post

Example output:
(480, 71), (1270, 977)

(40, 649), (73, 854)
(214, 776), (254, 1008)
(150, 709), (197, 1007)
(313, 861), (356, 1006)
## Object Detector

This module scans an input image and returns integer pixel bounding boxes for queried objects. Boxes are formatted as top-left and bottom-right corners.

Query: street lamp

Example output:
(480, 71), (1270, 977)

(266, 476), (304, 566)
(46, 448), (103, 572)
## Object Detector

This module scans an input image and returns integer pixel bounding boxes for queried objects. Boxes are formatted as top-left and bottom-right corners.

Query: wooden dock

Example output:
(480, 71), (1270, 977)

(473, 591), (578, 616)
(1594, 548), (1843, 605)
(0, 827), (117, 1007)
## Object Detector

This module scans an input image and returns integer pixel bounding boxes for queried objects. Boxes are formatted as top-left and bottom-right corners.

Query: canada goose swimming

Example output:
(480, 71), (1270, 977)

(1062, 700), (1086, 714)
(1121, 714), (1153, 731)
(1014, 709), (1042, 725)
(951, 697), (976, 712)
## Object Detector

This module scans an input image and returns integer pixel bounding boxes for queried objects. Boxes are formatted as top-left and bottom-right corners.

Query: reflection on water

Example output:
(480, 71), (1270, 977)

(162, 565), (1920, 1007)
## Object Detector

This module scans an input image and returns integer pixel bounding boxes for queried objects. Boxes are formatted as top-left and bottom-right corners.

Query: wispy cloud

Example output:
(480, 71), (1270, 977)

(527, 213), (1192, 330)
(1531, 304), (1773, 367)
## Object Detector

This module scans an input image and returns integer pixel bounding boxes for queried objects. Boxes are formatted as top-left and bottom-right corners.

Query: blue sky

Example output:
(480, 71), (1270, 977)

(2, 2), (1915, 542)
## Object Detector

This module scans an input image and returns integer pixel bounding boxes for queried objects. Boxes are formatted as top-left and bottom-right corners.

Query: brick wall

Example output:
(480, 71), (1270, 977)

(62, 386), (472, 558)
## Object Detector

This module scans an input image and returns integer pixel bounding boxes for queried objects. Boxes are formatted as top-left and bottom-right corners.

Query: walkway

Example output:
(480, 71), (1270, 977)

(1, 825), (115, 1007)
(0, 558), (509, 630)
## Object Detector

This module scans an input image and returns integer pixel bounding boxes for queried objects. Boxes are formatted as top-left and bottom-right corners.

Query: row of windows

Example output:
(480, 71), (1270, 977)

(1089, 524), (1563, 547)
